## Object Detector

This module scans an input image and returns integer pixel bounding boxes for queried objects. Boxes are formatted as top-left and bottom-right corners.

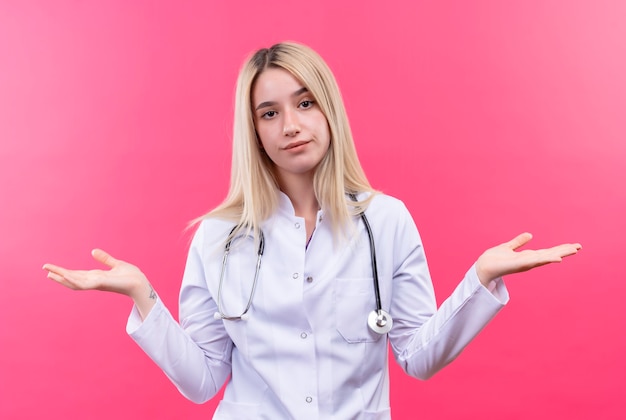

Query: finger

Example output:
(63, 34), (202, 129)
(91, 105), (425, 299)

(42, 263), (64, 275)
(42, 263), (76, 279)
(550, 243), (582, 258)
(46, 270), (82, 290)
(46, 271), (65, 283)
(505, 232), (533, 250)
(91, 249), (118, 268)
(526, 244), (581, 268)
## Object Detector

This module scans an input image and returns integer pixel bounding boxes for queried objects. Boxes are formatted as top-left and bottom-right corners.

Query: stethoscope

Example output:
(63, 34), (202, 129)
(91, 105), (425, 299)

(213, 194), (393, 335)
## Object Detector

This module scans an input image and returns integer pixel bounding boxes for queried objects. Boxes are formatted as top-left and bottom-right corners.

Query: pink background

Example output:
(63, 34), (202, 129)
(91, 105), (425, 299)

(1, 1), (625, 418)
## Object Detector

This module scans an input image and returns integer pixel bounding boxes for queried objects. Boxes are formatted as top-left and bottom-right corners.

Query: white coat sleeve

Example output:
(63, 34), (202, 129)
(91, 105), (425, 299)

(126, 222), (233, 403)
(388, 205), (509, 380)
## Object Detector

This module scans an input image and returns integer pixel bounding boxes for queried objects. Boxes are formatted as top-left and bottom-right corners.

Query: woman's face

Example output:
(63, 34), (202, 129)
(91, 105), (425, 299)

(252, 67), (330, 183)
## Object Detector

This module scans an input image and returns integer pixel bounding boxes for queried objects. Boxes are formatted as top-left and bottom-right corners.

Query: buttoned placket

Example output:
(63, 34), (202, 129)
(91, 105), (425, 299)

(289, 213), (319, 417)
(293, 221), (302, 281)
(299, 210), (327, 415)
(303, 210), (324, 287)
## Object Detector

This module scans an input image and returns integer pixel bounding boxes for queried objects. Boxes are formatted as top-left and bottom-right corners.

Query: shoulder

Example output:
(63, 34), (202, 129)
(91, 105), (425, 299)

(366, 193), (411, 218)
(365, 193), (421, 237)
(190, 217), (239, 250)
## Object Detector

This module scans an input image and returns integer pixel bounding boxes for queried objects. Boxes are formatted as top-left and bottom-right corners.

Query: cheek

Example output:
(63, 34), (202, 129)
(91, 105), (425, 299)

(312, 112), (331, 142)
(255, 118), (280, 141)
(321, 121), (331, 148)
(254, 125), (270, 149)
(256, 132), (265, 149)
(258, 134), (277, 152)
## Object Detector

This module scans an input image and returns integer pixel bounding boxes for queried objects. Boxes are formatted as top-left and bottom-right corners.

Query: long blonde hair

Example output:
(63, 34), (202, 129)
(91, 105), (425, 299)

(203, 42), (376, 241)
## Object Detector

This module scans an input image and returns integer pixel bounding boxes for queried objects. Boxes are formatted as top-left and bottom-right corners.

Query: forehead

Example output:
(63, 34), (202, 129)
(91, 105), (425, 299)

(252, 67), (306, 104)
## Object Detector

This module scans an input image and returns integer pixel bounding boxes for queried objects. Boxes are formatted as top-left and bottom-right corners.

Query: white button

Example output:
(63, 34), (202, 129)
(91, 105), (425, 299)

(305, 396), (313, 403)
(300, 332), (308, 339)
(292, 273), (299, 279)
(306, 276), (313, 283)
(318, 215), (323, 222)
(294, 222), (301, 229)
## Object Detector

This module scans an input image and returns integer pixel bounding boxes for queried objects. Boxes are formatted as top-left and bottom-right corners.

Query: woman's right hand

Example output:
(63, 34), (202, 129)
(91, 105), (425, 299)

(43, 249), (157, 319)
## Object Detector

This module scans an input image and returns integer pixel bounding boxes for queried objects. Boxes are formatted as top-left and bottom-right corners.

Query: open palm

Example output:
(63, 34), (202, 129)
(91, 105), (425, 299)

(475, 233), (582, 285)
(43, 249), (146, 296)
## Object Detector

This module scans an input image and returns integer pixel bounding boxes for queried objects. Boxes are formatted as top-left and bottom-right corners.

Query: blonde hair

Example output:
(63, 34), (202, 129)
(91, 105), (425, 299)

(203, 42), (376, 241)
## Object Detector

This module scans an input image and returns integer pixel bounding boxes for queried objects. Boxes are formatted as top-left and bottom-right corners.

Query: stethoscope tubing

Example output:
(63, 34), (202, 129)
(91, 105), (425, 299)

(214, 226), (265, 321)
(357, 203), (383, 317)
(214, 194), (392, 334)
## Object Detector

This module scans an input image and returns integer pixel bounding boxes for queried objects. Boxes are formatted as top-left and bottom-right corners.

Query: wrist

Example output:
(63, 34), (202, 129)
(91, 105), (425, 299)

(475, 260), (494, 287)
(129, 278), (157, 321)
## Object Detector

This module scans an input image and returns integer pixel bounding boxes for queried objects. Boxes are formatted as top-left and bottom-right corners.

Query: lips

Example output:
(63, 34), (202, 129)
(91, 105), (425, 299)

(284, 140), (310, 150)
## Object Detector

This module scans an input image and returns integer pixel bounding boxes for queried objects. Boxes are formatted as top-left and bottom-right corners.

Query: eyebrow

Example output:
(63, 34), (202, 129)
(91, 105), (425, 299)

(255, 87), (309, 111)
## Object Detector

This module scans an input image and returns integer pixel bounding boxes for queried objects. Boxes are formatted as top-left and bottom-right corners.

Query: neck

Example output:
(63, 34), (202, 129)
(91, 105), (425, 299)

(276, 170), (324, 245)
(279, 173), (319, 244)
(278, 173), (319, 217)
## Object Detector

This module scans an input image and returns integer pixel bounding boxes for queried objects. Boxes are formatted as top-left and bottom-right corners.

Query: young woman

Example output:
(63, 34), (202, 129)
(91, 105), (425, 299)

(43, 42), (581, 419)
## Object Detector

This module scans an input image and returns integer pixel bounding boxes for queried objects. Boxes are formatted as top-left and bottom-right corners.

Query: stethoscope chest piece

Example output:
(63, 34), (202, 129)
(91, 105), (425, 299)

(367, 309), (393, 334)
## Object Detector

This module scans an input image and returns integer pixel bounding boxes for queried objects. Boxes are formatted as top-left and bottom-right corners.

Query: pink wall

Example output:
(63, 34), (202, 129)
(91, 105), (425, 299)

(1, 1), (624, 418)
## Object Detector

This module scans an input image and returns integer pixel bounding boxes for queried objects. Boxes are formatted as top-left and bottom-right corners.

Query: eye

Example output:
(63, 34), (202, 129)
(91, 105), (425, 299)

(299, 100), (315, 109)
(261, 110), (277, 119)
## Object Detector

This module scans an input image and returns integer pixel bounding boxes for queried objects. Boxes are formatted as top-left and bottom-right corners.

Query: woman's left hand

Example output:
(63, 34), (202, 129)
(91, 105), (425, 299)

(475, 233), (582, 286)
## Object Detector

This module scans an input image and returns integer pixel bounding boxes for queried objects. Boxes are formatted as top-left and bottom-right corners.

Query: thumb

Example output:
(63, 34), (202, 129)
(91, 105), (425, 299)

(505, 232), (533, 250)
(91, 249), (119, 268)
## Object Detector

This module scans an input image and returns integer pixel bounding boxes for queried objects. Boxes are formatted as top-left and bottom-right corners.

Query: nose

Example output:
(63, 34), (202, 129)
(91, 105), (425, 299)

(282, 109), (301, 137)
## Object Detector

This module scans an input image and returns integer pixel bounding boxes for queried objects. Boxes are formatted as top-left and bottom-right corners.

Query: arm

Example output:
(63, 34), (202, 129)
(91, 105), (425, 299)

(43, 223), (233, 402)
(128, 222), (233, 403)
(387, 207), (581, 379)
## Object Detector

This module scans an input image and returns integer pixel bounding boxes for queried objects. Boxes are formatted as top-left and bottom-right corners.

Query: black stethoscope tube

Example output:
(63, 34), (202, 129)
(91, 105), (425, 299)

(214, 194), (393, 335)
(358, 206), (383, 316)
(350, 193), (393, 334)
